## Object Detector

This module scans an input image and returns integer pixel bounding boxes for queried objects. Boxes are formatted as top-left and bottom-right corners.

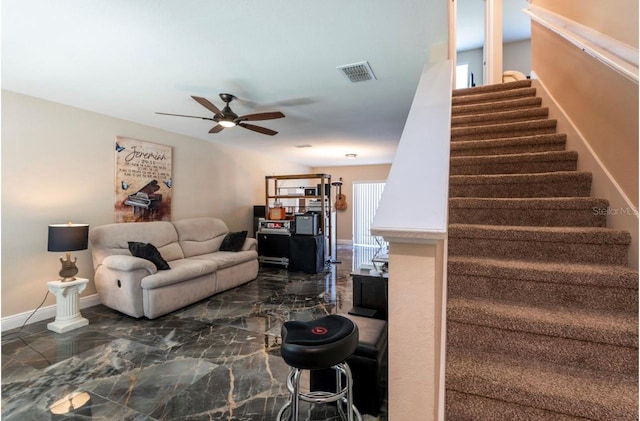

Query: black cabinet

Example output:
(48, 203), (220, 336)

(289, 235), (325, 274)
(258, 232), (326, 273)
(349, 271), (388, 319)
(257, 233), (290, 266)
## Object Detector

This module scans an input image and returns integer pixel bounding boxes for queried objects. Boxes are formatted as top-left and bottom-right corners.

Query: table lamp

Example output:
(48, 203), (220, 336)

(48, 223), (89, 281)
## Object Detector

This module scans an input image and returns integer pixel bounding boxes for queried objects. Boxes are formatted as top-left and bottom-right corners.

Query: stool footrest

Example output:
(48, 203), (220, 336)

(285, 365), (348, 404)
(278, 363), (362, 421)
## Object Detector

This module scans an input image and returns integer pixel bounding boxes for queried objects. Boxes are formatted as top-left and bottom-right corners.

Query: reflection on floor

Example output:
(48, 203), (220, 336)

(2, 245), (388, 420)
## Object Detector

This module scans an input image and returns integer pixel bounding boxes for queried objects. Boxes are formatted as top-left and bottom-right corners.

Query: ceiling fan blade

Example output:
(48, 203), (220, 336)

(209, 125), (225, 134)
(156, 112), (214, 121)
(191, 96), (222, 115)
(238, 122), (278, 136)
(236, 111), (285, 122)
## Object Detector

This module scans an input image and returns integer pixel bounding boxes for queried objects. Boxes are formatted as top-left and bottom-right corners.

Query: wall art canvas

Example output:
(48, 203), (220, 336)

(114, 137), (172, 222)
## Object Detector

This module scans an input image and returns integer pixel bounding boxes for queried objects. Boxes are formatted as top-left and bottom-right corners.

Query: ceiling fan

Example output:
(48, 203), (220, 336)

(156, 94), (285, 136)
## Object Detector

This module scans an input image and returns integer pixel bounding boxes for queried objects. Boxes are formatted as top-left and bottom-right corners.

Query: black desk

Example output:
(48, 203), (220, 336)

(349, 269), (388, 320)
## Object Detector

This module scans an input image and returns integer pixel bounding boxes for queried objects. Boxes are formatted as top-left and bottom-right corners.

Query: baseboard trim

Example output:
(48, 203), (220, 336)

(1, 294), (102, 332)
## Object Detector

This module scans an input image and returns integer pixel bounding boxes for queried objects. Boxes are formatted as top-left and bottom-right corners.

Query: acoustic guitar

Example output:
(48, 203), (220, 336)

(335, 178), (347, 211)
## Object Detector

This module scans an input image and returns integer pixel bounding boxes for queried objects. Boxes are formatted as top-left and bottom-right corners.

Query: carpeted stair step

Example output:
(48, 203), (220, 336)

(448, 224), (631, 265)
(449, 321), (638, 380)
(453, 79), (532, 97)
(450, 150), (577, 175)
(447, 297), (638, 374)
(450, 133), (568, 158)
(450, 171), (592, 198)
(451, 119), (557, 142)
(452, 96), (543, 116)
(450, 132), (568, 157)
(452, 80), (534, 105)
(452, 107), (549, 128)
(446, 348), (638, 420)
(447, 256), (638, 312)
(446, 390), (593, 421)
(448, 197), (607, 226)
(452, 86), (537, 106)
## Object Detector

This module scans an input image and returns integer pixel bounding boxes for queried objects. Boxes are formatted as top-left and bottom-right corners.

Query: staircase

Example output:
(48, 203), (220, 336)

(445, 80), (639, 420)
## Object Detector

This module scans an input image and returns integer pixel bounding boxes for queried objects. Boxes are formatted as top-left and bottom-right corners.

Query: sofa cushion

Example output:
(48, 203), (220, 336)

(128, 242), (171, 270)
(220, 231), (248, 252)
(173, 217), (229, 257)
(140, 258), (218, 290)
(102, 254), (157, 273)
(189, 250), (258, 269)
(90, 221), (184, 269)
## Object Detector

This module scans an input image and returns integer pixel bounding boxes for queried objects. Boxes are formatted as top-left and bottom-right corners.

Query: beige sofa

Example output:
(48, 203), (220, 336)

(89, 217), (258, 319)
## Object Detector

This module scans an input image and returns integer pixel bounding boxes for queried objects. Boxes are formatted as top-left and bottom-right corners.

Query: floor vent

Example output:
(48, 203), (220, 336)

(337, 61), (377, 83)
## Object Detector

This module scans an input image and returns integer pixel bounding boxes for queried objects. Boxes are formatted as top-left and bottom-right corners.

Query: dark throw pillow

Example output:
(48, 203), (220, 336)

(128, 241), (171, 270)
(220, 231), (248, 252)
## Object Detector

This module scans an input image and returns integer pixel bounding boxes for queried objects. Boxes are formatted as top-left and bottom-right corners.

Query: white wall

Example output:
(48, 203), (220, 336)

(456, 48), (484, 87)
(457, 38), (531, 87)
(504, 39), (532, 75)
(1, 90), (310, 318)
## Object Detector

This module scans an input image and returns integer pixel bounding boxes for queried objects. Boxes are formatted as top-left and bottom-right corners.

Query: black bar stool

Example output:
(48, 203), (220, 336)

(277, 314), (362, 421)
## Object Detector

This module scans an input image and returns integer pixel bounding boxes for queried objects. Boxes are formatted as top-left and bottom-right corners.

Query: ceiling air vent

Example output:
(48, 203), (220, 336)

(337, 61), (377, 83)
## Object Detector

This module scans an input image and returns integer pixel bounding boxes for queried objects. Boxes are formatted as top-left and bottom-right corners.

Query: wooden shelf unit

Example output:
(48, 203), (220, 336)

(264, 173), (335, 260)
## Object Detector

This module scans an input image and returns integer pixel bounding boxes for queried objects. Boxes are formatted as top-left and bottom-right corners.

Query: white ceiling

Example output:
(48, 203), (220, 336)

(2, 0), (530, 167)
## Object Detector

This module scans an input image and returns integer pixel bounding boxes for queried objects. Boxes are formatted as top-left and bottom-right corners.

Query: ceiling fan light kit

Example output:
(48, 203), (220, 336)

(218, 119), (237, 128)
(157, 93), (285, 136)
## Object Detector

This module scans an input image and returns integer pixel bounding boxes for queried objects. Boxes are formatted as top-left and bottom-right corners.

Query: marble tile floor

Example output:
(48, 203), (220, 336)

(1, 245), (388, 420)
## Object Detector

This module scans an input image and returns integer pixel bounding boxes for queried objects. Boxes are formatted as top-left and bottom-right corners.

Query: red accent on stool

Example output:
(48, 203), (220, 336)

(312, 326), (328, 335)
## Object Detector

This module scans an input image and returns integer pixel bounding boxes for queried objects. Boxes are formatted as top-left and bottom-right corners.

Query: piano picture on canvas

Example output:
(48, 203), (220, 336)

(114, 137), (172, 223)
(124, 179), (163, 221)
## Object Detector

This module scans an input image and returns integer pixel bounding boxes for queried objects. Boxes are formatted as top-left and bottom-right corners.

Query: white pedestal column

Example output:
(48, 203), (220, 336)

(47, 278), (89, 333)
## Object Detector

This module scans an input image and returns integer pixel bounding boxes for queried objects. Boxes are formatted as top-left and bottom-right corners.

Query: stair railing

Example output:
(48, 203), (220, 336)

(524, 5), (639, 83)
